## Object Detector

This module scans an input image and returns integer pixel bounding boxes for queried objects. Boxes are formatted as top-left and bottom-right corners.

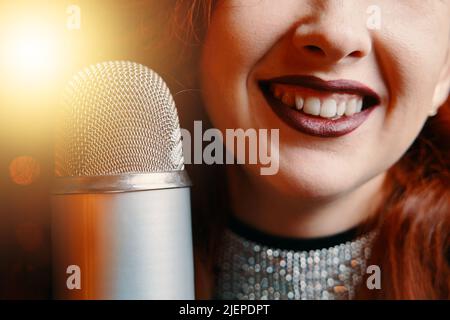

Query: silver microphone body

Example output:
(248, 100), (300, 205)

(52, 61), (195, 299)
(52, 173), (194, 299)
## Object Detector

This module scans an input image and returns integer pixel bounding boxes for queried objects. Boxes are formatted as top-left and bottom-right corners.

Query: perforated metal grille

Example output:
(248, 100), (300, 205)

(55, 61), (184, 177)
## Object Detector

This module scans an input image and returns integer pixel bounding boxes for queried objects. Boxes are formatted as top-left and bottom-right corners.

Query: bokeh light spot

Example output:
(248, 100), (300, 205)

(9, 156), (41, 186)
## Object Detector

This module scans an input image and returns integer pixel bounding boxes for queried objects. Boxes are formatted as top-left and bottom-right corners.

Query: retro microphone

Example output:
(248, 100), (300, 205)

(51, 61), (195, 299)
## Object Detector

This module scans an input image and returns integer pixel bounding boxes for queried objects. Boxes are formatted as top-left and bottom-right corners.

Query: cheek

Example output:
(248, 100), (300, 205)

(209, 0), (294, 62)
(378, 8), (449, 111)
(201, 2), (293, 129)
(201, 4), (271, 80)
(373, 16), (448, 155)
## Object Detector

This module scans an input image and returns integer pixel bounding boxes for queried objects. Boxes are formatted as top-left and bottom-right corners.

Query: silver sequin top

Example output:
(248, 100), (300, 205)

(214, 218), (376, 300)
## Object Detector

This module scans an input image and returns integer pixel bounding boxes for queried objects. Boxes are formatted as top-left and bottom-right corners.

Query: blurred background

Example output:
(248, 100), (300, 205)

(0, 0), (204, 299)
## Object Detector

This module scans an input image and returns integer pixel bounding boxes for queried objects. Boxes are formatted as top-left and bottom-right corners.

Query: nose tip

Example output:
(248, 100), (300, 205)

(293, 24), (372, 64)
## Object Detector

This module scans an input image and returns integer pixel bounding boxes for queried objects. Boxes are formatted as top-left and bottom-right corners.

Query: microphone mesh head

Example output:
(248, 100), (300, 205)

(55, 61), (184, 177)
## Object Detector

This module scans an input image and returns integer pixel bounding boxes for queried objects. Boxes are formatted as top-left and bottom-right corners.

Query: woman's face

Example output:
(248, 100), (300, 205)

(200, 0), (450, 198)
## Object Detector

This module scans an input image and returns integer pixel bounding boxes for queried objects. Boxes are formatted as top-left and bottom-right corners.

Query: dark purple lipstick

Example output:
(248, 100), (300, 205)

(260, 75), (381, 138)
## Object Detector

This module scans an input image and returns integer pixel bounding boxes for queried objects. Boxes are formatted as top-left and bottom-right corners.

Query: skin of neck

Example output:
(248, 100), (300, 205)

(226, 165), (386, 238)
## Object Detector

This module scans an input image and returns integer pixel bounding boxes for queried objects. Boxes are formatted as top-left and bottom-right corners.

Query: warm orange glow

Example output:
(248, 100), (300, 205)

(9, 156), (41, 186)
(0, 17), (62, 85)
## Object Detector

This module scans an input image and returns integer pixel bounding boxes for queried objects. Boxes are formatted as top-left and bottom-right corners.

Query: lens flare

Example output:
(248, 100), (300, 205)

(1, 20), (61, 82)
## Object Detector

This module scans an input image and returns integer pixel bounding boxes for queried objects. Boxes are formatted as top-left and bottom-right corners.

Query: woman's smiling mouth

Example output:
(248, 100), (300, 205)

(259, 75), (381, 137)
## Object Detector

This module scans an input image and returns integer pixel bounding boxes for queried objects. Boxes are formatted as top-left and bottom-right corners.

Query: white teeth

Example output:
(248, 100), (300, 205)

(304, 98), (321, 116)
(345, 99), (357, 116)
(295, 96), (304, 110)
(281, 93), (295, 107)
(337, 101), (346, 116)
(320, 99), (337, 118)
(356, 99), (363, 113)
(272, 85), (366, 119)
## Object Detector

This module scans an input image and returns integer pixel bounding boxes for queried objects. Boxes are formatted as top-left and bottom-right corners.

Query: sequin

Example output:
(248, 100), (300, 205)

(215, 229), (376, 300)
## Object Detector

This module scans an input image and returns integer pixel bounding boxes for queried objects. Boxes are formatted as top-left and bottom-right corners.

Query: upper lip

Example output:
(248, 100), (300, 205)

(260, 75), (381, 106)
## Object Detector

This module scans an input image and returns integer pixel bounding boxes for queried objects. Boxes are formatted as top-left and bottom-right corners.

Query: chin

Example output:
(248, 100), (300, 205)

(255, 159), (363, 200)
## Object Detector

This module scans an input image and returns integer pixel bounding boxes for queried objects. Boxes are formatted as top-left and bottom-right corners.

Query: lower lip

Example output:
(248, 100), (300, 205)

(261, 89), (378, 138)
